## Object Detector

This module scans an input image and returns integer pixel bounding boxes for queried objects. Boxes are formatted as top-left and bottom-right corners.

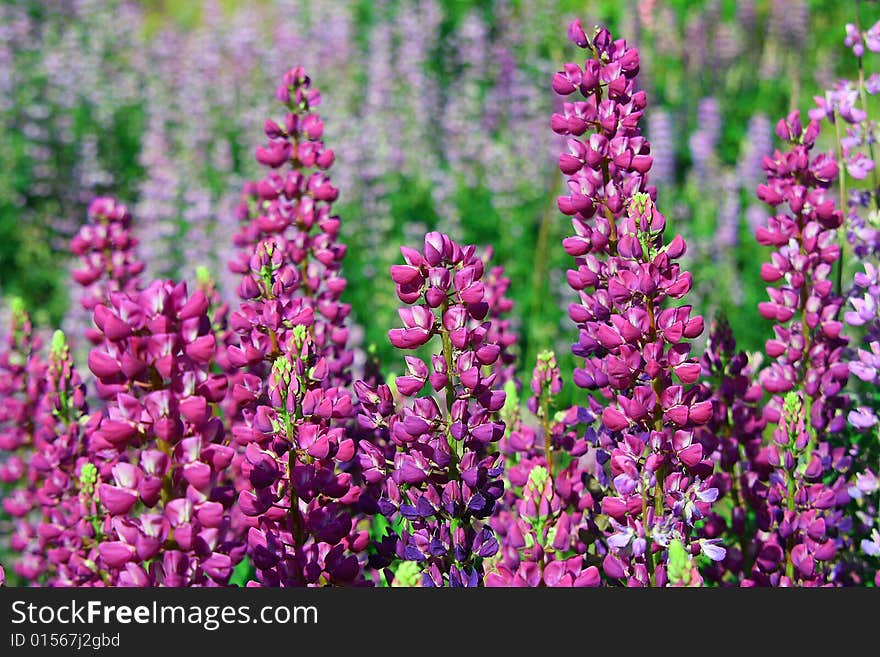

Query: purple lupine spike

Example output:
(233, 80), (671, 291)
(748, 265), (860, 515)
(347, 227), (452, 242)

(810, 21), (880, 261)
(745, 392), (843, 586)
(692, 317), (767, 583)
(487, 350), (603, 588)
(689, 98), (721, 182)
(228, 67), (352, 387)
(356, 231), (508, 587)
(481, 247), (518, 387)
(235, 337), (367, 587)
(0, 302), (47, 584)
(842, 262), (880, 584)
(845, 263), (880, 429)
(647, 109), (675, 189)
(553, 22), (716, 586)
(22, 330), (100, 586)
(227, 68), (364, 587)
(84, 278), (240, 586)
(755, 110), (849, 434)
(738, 114), (774, 192)
(751, 110), (853, 586)
(70, 197), (145, 346)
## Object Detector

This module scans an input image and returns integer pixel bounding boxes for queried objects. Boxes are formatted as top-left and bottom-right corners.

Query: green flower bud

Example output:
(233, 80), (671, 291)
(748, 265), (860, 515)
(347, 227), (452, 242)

(196, 266), (213, 286)
(50, 330), (68, 359)
(392, 560), (422, 587)
(667, 539), (691, 586)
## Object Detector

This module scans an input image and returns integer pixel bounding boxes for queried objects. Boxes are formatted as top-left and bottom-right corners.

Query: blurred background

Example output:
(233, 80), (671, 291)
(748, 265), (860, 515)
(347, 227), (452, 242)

(1, 0), (876, 400)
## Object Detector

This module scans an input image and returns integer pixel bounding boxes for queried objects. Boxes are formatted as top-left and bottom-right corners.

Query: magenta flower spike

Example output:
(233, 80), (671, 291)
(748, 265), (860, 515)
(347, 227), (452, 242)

(226, 68), (365, 587)
(481, 247), (518, 387)
(21, 330), (101, 586)
(83, 278), (240, 586)
(355, 232), (508, 587)
(487, 351), (602, 587)
(756, 110), (849, 434)
(750, 111), (852, 586)
(552, 21), (715, 585)
(70, 198), (145, 344)
(691, 318), (767, 583)
(227, 67), (352, 387)
(233, 329), (367, 587)
(0, 301), (47, 583)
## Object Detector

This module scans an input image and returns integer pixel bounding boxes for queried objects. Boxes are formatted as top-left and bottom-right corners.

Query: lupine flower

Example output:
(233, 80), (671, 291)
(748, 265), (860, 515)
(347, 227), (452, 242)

(84, 278), (240, 586)
(738, 114), (774, 192)
(69, 197), (145, 345)
(236, 334), (366, 586)
(741, 392), (843, 586)
(647, 109), (675, 189)
(356, 232), (508, 587)
(841, 262), (880, 583)
(0, 300), (47, 582)
(666, 539), (704, 587)
(486, 465), (601, 587)
(810, 22), (880, 262)
(481, 248), (518, 387)
(6, 1), (880, 592)
(487, 351), (602, 587)
(227, 67), (352, 387)
(689, 98), (721, 183)
(23, 330), (98, 586)
(553, 22), (716, 585)
(845, 263), (880, 429)
(228, 68), (364, 586)
(752, 110), (855, 586)
(694, 317), (767, 582)
(756, 110), (848, 433)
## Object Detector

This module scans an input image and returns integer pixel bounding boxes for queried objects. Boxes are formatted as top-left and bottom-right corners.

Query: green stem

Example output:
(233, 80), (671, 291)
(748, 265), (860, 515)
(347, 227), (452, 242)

(541, 394), (553, 477)
(287, 457), (305, 547)
(784, 467), (797, 582)
(833, 116), (848, 297)
(857, 65), (880, 209)
(279, 388), (305, 547)
(439, 300), (460, 476)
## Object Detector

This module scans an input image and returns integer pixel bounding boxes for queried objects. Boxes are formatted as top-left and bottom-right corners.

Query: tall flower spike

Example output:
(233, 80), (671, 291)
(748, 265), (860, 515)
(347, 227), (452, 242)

(0, 300), (47, 583)
(747, 392), (842, 586)
(845, 263), (880, 429)
(85, 279), (240, 586)
(487, 351), (602, 587)
(554, 22), (717, 586)
(693, 317), (767, 583)
(356, 232), (507, 587)
(236, 333), (367, 587)
(809, 20), (880, 261)
(25, 330), (98, 585)
(756, 110), (849, 433)
(750, 110), (853, 587)
(481, 247), (518, 387)
(70, 197), (145, 343)
(228, 69), (365, 587)
(227, 67), (352, 386)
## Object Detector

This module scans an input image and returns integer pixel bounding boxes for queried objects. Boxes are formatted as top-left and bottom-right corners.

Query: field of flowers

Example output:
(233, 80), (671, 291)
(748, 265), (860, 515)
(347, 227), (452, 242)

(0, 0), (878, 587)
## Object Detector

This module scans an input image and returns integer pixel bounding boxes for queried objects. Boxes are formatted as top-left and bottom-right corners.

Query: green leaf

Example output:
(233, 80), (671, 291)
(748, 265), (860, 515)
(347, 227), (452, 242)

(229, 557), (256, 587)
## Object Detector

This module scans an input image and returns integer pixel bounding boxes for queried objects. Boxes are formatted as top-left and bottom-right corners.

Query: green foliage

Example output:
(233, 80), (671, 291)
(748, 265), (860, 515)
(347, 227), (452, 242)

(229, 557), (257, 587)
